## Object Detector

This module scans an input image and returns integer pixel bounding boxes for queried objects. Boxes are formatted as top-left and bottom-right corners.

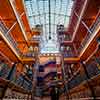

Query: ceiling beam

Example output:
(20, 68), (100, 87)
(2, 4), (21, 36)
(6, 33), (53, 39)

(64, 57), (80, 62)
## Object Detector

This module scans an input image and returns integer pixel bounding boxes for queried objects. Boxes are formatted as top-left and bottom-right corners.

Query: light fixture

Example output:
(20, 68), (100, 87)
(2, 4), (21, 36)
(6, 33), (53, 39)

(51, 53), (53, 56)
(49, 36), (51, 40)
(47, 53), (49, 56)
(29, 45), (33, 52)
(26, 64), (29, 69)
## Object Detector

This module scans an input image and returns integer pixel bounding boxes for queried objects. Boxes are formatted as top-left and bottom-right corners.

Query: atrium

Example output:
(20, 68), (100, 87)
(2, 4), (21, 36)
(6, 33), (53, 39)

(0, 0), (100, 99)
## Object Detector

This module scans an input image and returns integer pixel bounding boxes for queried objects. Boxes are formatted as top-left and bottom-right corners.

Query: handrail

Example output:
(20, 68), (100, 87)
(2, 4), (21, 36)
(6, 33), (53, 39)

(0, 20), (8, 33)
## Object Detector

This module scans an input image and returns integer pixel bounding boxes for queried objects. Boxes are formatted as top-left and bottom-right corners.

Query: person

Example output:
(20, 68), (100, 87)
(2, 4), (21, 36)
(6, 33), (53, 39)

(50, 86), (59, 100)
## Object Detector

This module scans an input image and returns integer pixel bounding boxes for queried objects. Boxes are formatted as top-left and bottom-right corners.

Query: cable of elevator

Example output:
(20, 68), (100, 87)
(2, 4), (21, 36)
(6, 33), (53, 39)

(48, 0), (51, 39)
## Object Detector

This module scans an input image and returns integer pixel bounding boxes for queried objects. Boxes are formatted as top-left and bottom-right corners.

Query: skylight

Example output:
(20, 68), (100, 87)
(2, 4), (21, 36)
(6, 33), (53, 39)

(24, 0), (74, 53)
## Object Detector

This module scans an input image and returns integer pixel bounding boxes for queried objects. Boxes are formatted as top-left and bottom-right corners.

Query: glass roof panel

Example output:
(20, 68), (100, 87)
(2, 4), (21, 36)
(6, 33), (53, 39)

(24, 0), (74, 53)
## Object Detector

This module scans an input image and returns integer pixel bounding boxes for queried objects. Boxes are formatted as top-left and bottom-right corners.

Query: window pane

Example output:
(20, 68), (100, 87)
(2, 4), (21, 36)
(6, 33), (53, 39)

(24, 0), (74, 53)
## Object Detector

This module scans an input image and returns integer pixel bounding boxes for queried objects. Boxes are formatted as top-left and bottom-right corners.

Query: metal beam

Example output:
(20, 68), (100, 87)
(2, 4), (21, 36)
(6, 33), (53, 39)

(6, 21), (17, 34)
(48, 0), (51, 39)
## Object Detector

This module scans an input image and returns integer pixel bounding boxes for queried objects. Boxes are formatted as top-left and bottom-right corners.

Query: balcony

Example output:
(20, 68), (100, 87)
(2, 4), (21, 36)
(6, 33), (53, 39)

(58, 34), (72, 43)
(30, 35), (40, 41)
(0, 20), (37, 59)
(0, 20), (21, 56)
(61, 45), (77, 57)
(57, 25), (72, 43)
(77, 14), (100, 55)
(9, 0), (28, 41)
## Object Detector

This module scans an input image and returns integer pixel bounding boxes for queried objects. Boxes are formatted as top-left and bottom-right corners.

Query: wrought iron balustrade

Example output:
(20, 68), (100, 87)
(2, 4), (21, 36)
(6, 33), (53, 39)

(61, 46), (77, 57)
(22, 52), (35, 58)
